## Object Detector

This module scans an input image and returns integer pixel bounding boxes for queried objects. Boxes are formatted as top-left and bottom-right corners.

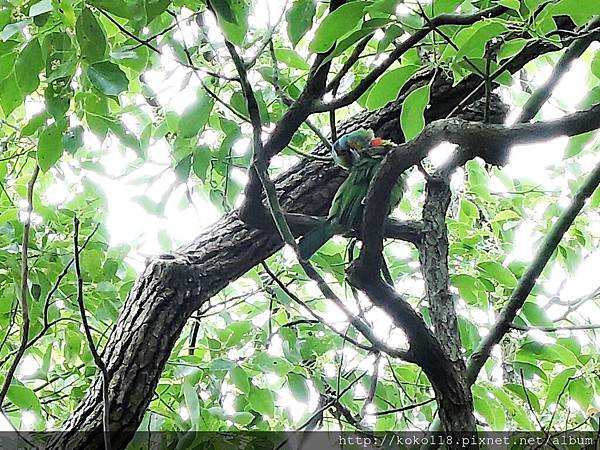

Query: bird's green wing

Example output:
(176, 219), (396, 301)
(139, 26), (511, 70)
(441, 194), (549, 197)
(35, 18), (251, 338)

(328, 157), (380, 230)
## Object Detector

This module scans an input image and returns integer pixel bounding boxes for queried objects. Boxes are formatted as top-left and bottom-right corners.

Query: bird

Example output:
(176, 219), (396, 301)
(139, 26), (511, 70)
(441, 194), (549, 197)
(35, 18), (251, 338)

(298, 129), (404, 260)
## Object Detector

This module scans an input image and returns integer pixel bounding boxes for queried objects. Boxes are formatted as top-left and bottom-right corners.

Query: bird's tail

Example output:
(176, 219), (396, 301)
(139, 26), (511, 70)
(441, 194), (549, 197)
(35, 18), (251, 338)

(298, 220), (338, 260)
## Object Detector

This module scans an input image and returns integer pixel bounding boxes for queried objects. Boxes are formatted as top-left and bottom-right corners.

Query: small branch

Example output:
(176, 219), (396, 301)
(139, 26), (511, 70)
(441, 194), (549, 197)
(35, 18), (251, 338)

(510, 323), (600, 332)
(325, 33), (373, 94)
(373, 397), (435, 416)
(359, 353), (380, 420)
(0, 165), (39, 410)
(517, 16), (600, 123)
(73, 217), (111, 450)
(520, 370), (546, 433)
(316, 5), (507, 112)
(243, 0), (289, 70)
(43, 223), (100, 329)
(447, 18), (600, 120)
(262, 263), (406, 358)
(466, 154), (600, 385)
(268, 39), (332, 151)
(96, 7), (239, 82)
(415, 2), (486, 79)
(296, 371), (367, 432)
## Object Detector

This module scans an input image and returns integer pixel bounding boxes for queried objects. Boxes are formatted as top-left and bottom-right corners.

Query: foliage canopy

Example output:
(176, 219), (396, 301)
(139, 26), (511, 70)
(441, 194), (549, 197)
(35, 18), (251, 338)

(0, 0), (599, 441)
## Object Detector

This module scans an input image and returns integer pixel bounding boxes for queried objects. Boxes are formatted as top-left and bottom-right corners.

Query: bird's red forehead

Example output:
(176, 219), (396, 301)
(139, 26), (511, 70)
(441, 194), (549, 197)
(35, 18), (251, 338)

(371, 137), (384, 146)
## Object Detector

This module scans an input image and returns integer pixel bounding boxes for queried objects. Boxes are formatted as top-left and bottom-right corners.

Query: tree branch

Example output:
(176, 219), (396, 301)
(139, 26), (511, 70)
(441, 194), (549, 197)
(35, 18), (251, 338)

(466, 155), (600, 385)
(0, 165), (39, 410)
(314, 5), (507, 112)
(73, 217), (111, 450)
(517, 16), (600, 123)
(511, 323), (600, 332)
(357, 104), (600, 276)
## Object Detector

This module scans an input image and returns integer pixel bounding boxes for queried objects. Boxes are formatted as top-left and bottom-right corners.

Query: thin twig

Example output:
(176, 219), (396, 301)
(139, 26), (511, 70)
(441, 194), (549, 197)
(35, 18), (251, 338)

(0, 165), (39, 410)
(511, 323), (600, 332)
(73, 217), (111, 450)
(373, 397), (435, 416)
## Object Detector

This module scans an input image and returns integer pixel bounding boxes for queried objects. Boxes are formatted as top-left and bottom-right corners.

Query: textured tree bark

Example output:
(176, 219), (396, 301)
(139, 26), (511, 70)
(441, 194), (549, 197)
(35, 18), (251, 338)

(418, 177), (475, 431)
(49, 84), (467, 450)
(49, 36), (569, 449)
(415, 99), (508, 434)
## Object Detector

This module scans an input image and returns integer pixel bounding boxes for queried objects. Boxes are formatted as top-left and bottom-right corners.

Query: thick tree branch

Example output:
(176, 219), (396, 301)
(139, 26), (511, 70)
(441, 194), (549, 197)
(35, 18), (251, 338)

(344, 275), (474, 432)
(357, 104), (600, 276)
(236, 0), (345, 223)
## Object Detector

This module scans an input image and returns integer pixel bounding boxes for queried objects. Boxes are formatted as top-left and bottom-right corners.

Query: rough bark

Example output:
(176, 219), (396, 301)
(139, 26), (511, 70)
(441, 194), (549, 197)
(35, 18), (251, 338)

(418, 177), (475, 432)
(49, 35), (573, 449)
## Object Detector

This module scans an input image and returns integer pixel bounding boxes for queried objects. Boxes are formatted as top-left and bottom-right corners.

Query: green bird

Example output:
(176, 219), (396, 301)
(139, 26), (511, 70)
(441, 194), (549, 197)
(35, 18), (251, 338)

(298, 129), (404, 260)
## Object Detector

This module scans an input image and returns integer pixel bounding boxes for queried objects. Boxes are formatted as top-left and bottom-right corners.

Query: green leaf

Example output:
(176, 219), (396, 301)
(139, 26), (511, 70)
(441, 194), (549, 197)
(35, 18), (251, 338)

(458, 317), (481, 352)
(22, 112), (49, 137)
(498, 38), (528, 61)
(192, 145), (211, 181)
(45, 83), (72, 119)
(178, 93), (214, 138)
(182, 381), (201, 429)
(497, 0), (520, 10)
(592, 51), (600, 80)
(591, 184), (600, 208)
(564, 131), (594, 159)
(492, 210), (521, 222)
(400, 84), (430, 141)
(492, 386), (534, 429)
(309, 2), (366, 53)
(544, 367), (575, 410)
(232, 411), (254, 426)
(451, 274), (485, 305)
(37, 123), (64, 171)
(7, 384), (41, 414)
(520, 302), (552, 327)
(477, 261), (517, 288)
(366, 65), (418, 110)
(1, 20), (29, 41)
(544, 0), (600, 27)
(214, 0), (250, 45)
(63, 125), (84, 154)
(473, 386), (506, 430)
(287, 0), (316, 47)
(287, 373), (310, 403)
(248, 388), (275, 417)
(252, 353), (293, 375)
(87, 61), (129, 96)
(506, 382), (541, 412)
(454, 21), (507, 61)
(230, 366), (250, 394)
(274, 48), (310, 70)
(16, 38), (43, 95)
(0, 73), (23, 115)
(569, 378), (593, 410)
(459, 198), (478, 222)
(29, 0), (53, 17)
(76, 7), (107, 64)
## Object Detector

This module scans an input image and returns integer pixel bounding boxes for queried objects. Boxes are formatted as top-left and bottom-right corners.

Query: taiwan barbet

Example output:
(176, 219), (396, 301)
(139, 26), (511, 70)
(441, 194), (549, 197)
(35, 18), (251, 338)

(299, 129), (404, 259)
